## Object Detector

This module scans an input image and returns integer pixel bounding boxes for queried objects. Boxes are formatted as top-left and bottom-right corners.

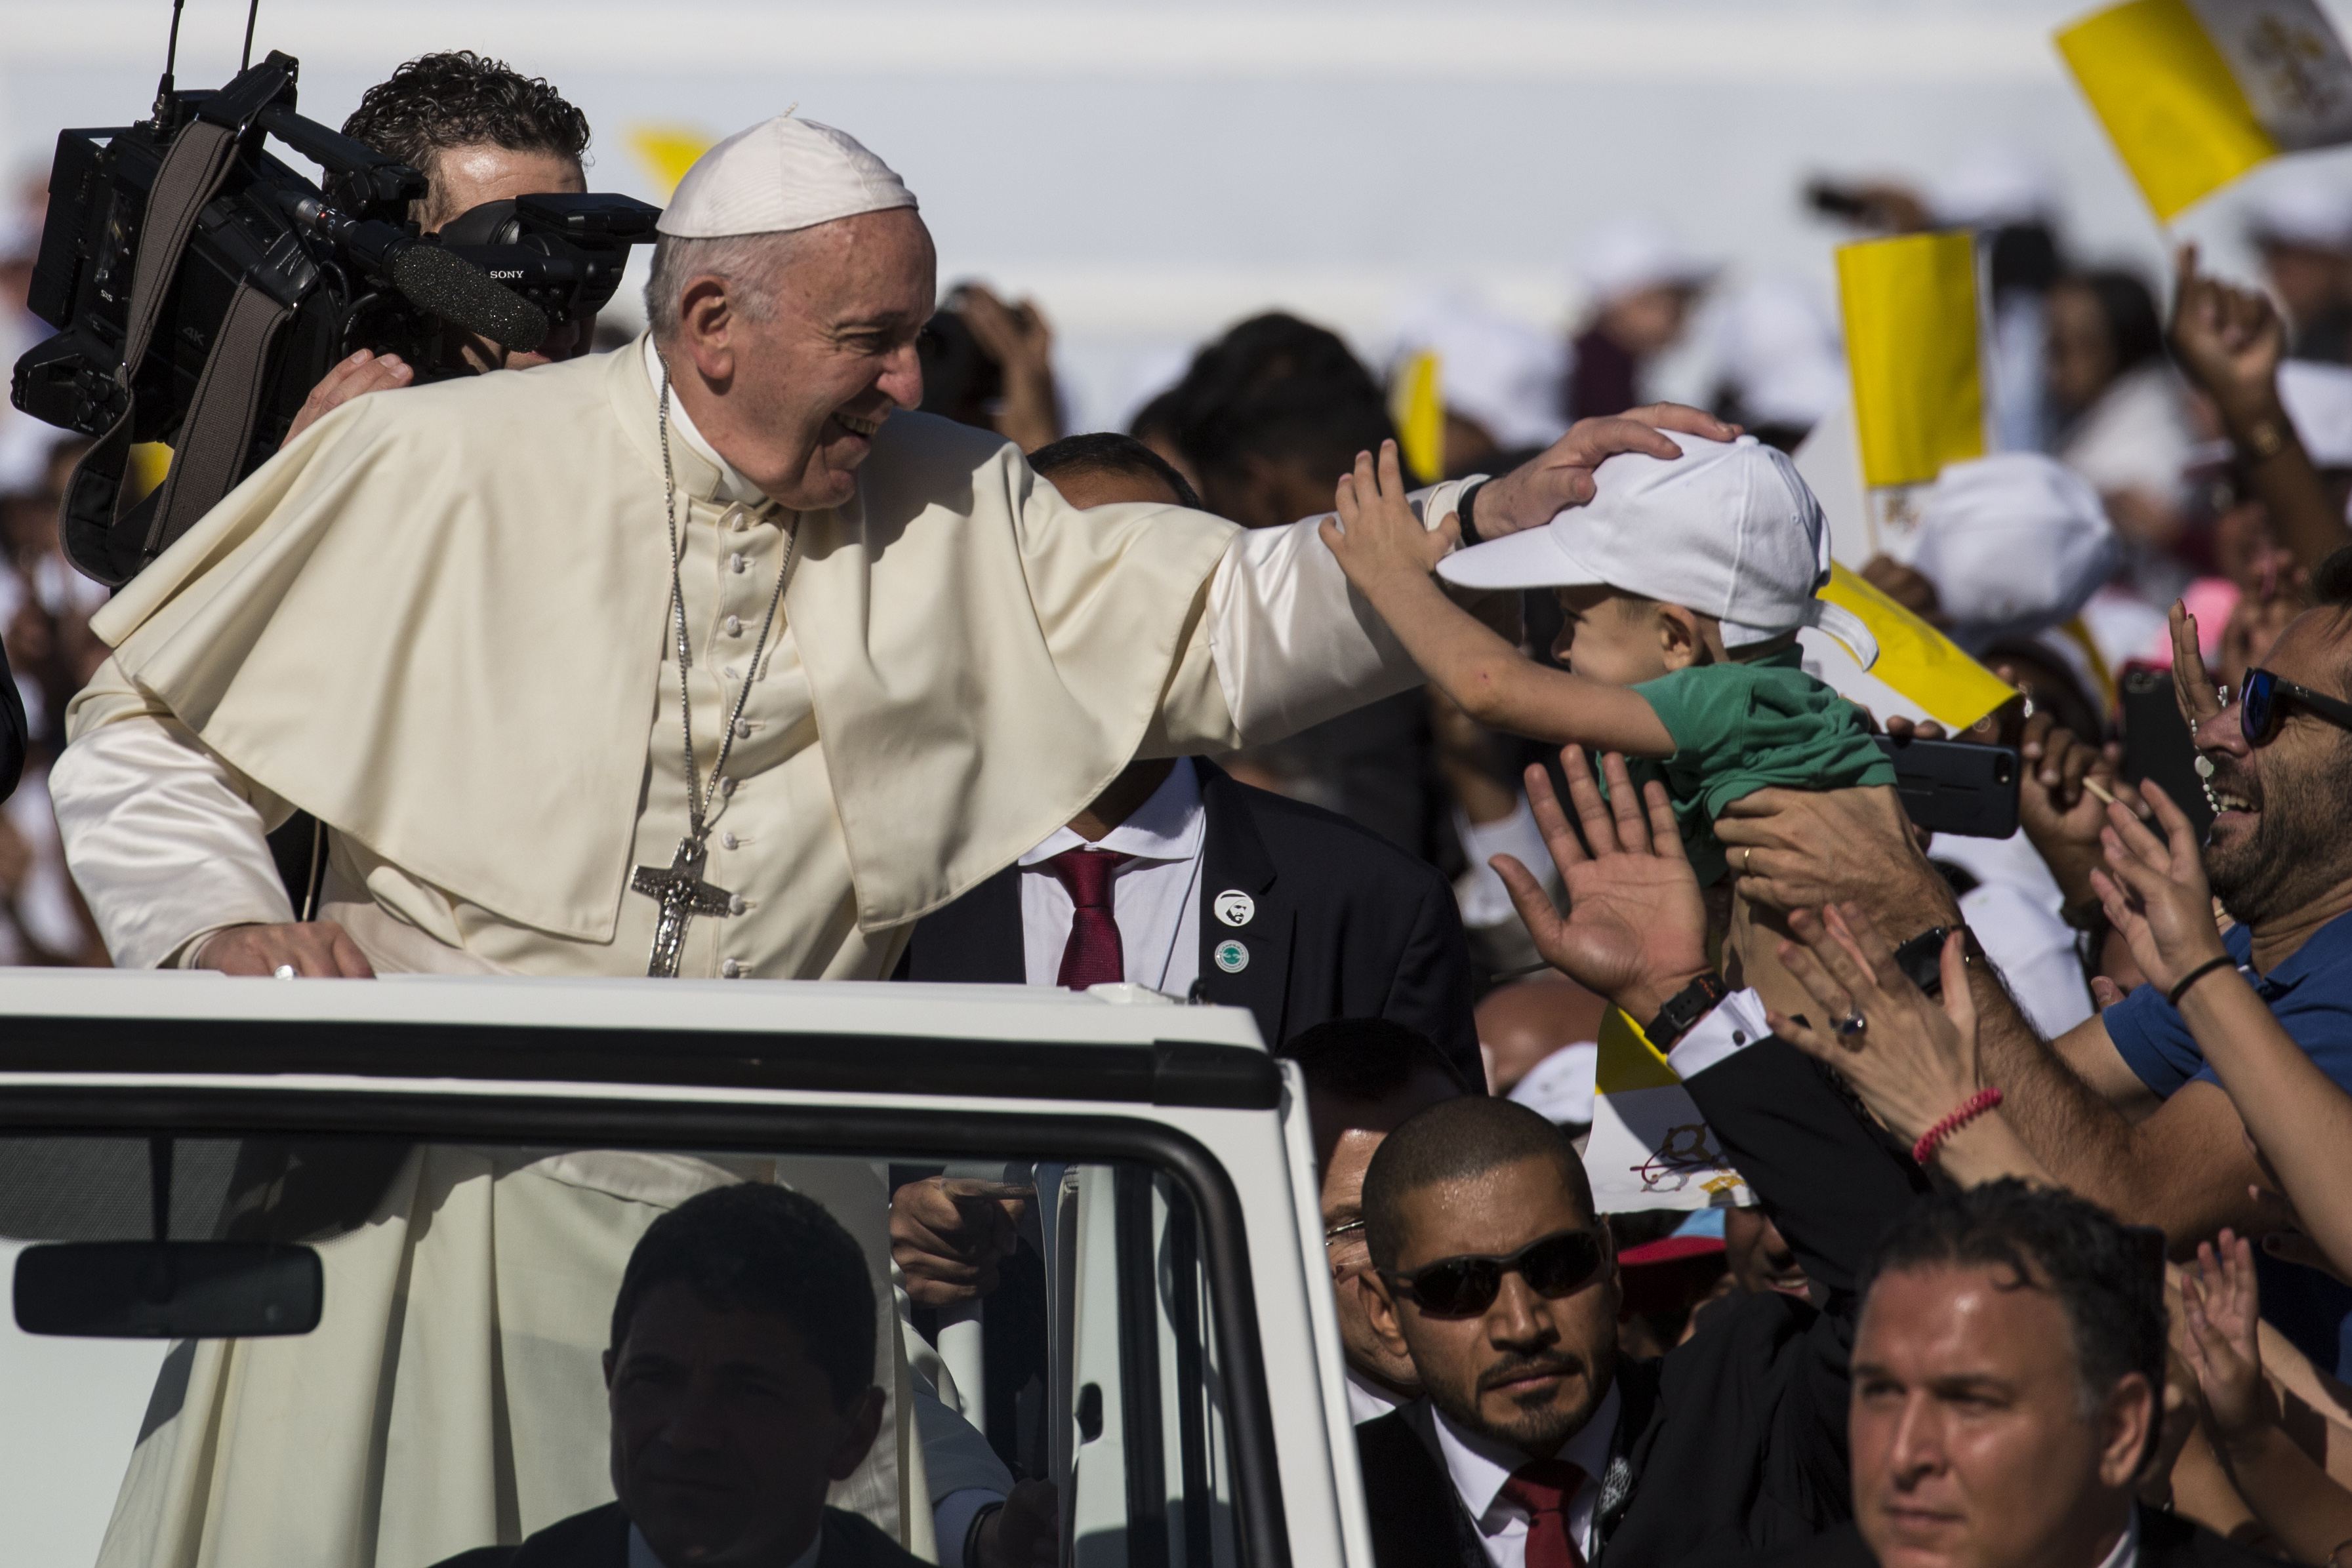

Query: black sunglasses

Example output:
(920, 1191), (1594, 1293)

(1382, 1228), (1608, 1317)
(2240, 667), (2352, 748)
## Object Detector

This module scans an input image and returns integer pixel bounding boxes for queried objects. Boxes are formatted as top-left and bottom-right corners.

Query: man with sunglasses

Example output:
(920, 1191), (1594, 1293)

(1350, 749), (1927, 1567)
(1715, 548), (2352, 1375)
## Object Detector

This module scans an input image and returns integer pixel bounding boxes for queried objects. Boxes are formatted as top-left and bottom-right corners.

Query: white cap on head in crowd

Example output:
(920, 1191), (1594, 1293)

(2245, 163), (2352, 252)
(1436, 432), (1878, 666)
(1908, 454), (2116, 651)
(1931, 144), (2060, 230)
(2279, 359), (2352, 469)
(1709, 275), (1846, 432)
(657, 115), (916, 239)
(1574, 216), (1714, 309)
(1393, 291), (1570, 452)
(1507, 1041), (1596, 1129)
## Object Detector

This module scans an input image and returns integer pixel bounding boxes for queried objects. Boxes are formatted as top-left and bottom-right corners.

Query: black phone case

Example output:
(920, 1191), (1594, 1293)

(1873, 735), (2021, 839)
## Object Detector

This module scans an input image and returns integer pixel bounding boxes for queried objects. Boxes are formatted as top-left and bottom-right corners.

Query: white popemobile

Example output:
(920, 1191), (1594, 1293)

(0, 971), (1368, 1568)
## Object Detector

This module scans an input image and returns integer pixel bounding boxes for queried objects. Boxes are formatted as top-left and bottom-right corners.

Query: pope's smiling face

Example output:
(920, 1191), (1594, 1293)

(670, 208), (935, 511)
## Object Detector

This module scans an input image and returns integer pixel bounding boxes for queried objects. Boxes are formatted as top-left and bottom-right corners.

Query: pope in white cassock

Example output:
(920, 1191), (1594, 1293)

(49, 115), (1724, 1567)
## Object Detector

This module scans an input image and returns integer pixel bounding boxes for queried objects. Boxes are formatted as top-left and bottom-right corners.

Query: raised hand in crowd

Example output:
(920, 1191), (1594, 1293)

(2180, 1232), (2352, 1565)
(952, 284), (1062, 454)
(1767, 900), (2051, 1185)
(2093, 782), (2352, 1283)
(1713, 779), (1951, 933)
(1490, 745), (1711, 1022)
(2168, 242), (2351, 572)
(887, 1176), (1033, 1310)
(1320, 441), (1459, 592)
(282, 349), (416, 447)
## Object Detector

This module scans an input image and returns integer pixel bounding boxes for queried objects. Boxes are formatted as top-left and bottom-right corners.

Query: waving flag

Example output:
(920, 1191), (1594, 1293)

(2058, 0), (2352, 222)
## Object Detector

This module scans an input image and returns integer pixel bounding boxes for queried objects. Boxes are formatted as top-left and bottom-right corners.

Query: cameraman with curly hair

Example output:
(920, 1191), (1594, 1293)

(285, 50), (597, 441)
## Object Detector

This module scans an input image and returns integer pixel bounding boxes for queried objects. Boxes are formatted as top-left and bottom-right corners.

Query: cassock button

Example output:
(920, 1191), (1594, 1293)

(1213, 939), (1249, 974)
(731, 553), (748, 574)
(721, 958), (742, 978)
(721, 831), (740, 850)
(1213, 889), (1255, 927)
(718, 776), (737, 797)
(727, 893), (746, 915)
(724, 615), (744, 637)
(733, 716), (751, 738)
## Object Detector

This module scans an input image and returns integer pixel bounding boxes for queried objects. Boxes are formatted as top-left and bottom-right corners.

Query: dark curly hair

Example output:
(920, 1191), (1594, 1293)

(340, 51), (590, 225)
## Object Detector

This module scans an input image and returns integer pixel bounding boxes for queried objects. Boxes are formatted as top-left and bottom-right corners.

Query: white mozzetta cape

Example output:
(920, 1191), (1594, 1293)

(88, 340), (1244, 949)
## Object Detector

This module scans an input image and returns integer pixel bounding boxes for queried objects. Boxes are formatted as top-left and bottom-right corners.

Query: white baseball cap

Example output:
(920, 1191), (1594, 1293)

(657, 115), (916, 239)
(1436, 432), (1879, 667)
(1909, 454), (2116, 651)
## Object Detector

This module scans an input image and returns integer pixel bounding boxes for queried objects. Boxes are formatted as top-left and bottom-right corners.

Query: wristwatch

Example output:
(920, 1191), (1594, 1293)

(1894, 925), (1981, 996)
(1644, 973), (1732, 1049)
(1457, 479), (1487, 547)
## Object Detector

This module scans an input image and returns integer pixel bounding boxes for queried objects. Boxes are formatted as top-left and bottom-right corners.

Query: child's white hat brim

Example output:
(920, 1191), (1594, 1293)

(1435, 526), (1610, 592)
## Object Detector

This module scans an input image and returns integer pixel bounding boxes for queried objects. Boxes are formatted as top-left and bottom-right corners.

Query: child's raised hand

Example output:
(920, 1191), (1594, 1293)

(1319, 440), (1458, 591)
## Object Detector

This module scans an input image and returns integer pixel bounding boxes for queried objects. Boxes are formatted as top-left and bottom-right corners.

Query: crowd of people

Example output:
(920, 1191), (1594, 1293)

(9, 40), (2352, 1568)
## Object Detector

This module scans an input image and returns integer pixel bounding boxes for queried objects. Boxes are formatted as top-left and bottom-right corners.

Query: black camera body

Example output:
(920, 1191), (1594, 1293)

(10, 50), (659, 584)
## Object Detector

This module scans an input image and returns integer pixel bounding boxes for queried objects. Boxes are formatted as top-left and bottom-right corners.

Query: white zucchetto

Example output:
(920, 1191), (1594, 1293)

(656, 115), (917, 239)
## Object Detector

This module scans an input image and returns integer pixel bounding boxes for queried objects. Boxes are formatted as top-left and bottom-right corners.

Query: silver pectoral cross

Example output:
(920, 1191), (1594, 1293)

(632, 835), (738, 978)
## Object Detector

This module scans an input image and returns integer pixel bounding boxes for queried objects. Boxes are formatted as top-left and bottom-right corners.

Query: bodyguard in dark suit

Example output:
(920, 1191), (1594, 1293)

(898, 433), (1477, 1078)
(1349, 744), (1933, 1567)
(1354, 1038), (1922, 1568)
(430, 1184), (926, 1568)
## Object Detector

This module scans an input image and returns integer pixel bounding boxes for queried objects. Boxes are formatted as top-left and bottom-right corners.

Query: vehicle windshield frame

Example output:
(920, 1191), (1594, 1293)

(0, 1074), (1293, 1568)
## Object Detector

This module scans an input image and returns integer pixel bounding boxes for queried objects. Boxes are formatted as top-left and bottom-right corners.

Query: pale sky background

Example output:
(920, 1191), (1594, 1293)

(8, 0), (2352, 426)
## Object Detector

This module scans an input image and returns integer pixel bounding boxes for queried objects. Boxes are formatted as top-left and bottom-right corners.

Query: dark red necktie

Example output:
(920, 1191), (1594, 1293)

(1045, 848), (1131, 990)
(1499, 1458), (1589, 1568)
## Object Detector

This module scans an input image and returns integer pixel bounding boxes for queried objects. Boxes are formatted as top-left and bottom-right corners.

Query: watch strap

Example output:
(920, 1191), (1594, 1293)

(1457, 480), (1486, 548)
(1644, 972), (1732, 1049)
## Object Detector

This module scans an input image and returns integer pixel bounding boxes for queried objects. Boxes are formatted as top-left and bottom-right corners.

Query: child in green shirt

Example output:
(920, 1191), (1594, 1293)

(1321, 433), (1896, 1022)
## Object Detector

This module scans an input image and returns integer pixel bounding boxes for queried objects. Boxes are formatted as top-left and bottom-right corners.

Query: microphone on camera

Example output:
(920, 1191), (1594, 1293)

(384, 244), (549, 353)
(277, 193), (550, 353)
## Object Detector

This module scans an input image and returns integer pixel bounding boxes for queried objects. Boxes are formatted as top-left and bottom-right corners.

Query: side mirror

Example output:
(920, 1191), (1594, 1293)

(13, 1241), (323, 1338)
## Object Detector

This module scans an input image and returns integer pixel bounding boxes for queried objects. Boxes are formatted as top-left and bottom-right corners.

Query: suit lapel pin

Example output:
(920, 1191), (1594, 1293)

(1213, 889), (1255, 927)
(1213, 938), (1249, 974)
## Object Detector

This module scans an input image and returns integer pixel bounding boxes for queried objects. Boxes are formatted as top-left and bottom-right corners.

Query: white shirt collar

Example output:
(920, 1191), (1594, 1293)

(1347, 1367), (1410, 1425)
(1431, 1379), (1621, 1526)
(642, 336), (768, 507)
(628, 1521), (824, 1568)
(2092, 1507), (2139, 1568)
(1019, 757), (1205, 867)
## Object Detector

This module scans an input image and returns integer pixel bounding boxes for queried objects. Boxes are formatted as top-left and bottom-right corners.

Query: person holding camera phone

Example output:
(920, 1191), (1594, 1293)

(279, 51), (598, 451)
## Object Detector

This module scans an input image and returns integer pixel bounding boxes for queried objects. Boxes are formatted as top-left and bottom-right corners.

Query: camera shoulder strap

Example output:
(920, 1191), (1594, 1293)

(58, 119), (243, 584)
(143, 278), (292, 559)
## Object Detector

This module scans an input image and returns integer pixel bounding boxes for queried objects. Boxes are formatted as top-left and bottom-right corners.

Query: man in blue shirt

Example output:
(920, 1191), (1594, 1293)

(1716, 552), (2352, 1372)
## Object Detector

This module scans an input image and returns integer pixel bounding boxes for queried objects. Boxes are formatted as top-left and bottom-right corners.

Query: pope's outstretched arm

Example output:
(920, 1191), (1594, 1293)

(1140, 406), (1738, 754)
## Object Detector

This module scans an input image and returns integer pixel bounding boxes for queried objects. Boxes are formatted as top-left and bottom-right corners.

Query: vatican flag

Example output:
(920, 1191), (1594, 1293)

(1582, 1008), (1752, 1214)
(1835, 231), (1987, 559)
(2058, 0), (2352, 222)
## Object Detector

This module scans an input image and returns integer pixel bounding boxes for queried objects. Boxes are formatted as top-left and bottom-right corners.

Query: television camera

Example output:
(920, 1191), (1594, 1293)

(10, 47), (659, 585)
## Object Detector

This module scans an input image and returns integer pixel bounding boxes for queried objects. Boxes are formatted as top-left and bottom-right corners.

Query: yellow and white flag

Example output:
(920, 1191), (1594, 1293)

(1835, 230), (1987, 558)
(2058, 0), (2352, 222)
(1581, 1009), (1751, 1214)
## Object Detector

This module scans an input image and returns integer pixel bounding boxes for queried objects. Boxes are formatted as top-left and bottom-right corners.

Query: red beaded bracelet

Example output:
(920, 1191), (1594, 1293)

(1913, 1087), (2004, 1169)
